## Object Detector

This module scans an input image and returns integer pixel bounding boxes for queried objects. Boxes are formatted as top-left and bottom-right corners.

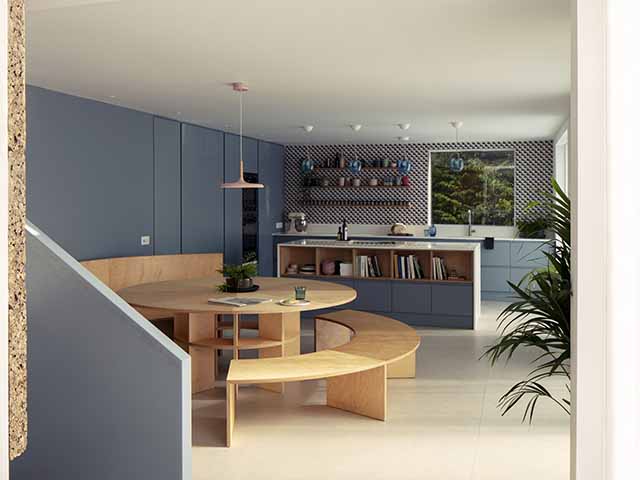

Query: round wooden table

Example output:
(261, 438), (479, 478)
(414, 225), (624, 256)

(118, 276), (356, 393)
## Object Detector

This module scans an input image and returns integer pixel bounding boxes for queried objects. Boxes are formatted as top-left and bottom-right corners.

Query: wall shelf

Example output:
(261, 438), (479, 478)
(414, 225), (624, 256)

(302, 185), (411, 190)
(302, 200), (412, 208)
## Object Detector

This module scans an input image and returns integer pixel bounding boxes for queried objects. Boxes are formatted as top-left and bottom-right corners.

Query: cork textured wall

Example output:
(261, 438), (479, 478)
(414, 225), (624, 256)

(8, 0), (27, 461)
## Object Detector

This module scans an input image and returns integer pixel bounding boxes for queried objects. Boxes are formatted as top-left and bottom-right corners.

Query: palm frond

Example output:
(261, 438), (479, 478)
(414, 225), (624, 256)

(482, 180), (572, 421)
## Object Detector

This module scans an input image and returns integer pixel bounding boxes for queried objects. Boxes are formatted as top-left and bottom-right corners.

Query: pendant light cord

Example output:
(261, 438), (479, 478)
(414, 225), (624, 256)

(239, 90), (244, 177)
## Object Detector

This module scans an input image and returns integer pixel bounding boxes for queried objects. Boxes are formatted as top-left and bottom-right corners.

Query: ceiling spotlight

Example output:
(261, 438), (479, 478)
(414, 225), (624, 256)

(108, 95), (117, 99)
(302, 125), (314, 133)
(350, 124), (362, 132)
(398, 123), (411, 130)
(397, 136), (410, 142)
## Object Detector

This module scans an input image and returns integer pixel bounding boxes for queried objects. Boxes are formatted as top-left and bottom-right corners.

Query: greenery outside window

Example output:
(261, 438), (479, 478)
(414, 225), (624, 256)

(430, 150), (515, 226)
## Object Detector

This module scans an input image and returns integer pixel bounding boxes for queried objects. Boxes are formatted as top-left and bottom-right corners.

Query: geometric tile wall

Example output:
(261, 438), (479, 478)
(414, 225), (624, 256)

(284, 140), (554, 225)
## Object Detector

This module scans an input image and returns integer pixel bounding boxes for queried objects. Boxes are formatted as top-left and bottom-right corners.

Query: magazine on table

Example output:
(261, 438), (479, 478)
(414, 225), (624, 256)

(208, 297), (273, 307)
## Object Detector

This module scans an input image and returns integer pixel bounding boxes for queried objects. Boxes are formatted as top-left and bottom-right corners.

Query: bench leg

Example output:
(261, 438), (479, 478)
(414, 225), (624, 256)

(174, 312), (217, 393)
(326, 365), (387, 421)
(226, 382), (236, 447)
(314, 318), (351, 351)
(387, 352), (416, 378)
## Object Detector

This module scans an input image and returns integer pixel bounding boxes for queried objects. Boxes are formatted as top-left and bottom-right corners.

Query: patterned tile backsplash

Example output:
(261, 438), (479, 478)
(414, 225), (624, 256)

(284, 141), (554, 225)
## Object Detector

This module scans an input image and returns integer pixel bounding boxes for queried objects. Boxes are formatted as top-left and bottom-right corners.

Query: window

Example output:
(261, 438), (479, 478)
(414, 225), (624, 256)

(430, 150), (515, 226)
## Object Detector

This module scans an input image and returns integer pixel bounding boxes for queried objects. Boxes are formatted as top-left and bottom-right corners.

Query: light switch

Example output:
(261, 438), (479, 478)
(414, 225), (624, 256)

(275, 222), (283, 229)
(140, 235), (151, 246)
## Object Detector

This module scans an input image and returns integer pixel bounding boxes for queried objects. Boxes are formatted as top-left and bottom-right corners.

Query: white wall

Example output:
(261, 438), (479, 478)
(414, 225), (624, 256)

(572, 1), (640, 479)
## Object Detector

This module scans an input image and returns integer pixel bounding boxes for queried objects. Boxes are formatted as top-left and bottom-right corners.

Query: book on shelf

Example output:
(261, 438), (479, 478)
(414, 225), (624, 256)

(394, 254), (424, 279)
(432, 256), (449, 280)
(355, 254), (384, 278)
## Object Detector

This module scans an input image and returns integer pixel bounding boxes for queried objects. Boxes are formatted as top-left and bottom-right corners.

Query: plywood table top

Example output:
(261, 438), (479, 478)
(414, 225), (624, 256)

(118, 275), (356, 314)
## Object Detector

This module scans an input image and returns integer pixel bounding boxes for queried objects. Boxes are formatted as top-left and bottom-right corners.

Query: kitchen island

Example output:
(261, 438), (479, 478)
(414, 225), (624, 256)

(277, 239), (481, 329)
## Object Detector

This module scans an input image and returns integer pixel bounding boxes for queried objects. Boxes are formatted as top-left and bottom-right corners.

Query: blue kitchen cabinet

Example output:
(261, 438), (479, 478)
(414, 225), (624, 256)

(391, 281), (431, 314)
(153, 117), (181, 255)
(510, 240), (550, 268)
(481, 240), (510, 266)
(181, 124), (224, 254)
(352, 280), (392, 312)
(258, 141), (284, 276)
(481, 266), (511, 293)
(431, 283), (473, 316)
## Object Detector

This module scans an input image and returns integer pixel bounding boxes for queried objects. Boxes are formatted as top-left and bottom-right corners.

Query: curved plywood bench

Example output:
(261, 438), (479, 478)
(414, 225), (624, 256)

(226, 309), (420, 446)
(81, 253), (223, 323)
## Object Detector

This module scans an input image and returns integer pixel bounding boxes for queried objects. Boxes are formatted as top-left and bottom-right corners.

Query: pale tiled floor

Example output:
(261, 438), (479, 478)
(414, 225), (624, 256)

(192, 302), (570, 480)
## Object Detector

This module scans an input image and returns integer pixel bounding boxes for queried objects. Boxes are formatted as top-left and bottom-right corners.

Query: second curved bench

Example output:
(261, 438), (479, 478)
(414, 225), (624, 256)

(226, 309), (420, 446)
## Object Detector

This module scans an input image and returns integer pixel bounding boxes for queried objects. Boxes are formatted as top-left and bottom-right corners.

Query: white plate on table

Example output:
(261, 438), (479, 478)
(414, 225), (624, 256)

(278, 298), (311, 307)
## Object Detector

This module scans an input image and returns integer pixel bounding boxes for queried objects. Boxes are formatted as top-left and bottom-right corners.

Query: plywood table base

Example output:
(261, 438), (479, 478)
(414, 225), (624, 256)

(174, 312), (217, 393)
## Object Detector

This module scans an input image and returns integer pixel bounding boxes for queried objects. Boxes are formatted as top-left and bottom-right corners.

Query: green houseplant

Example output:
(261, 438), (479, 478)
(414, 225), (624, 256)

(217, 262), (258, 292)
(483, 179), (571, 421)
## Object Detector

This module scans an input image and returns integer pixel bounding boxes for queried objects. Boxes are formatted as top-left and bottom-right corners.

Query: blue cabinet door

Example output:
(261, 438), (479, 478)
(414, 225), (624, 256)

(26, 86), (154, 261)
(481, 240), (510, 267)
(510, 240), (550, 268)
(258, 141), (284, 276)
(181, 124), (224, 254)
(391, 281), (431, 314)
(153, 117), (181, 255)
(481, 266), (511, 293)
(224, 133), (258, 264)
(431, 283), (473, 316)
(352, 280), (391, 312)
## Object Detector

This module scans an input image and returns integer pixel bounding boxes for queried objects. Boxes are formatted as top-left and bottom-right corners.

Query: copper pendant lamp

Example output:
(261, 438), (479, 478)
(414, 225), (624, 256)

(221, 82), (264, 189)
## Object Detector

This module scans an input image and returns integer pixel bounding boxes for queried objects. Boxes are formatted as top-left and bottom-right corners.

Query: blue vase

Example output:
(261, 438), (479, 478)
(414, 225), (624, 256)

(398, 158), (412, 175)
(347, 159), (362, 174)
(301, 157), (314, 174)
(427, 225), (437, 237)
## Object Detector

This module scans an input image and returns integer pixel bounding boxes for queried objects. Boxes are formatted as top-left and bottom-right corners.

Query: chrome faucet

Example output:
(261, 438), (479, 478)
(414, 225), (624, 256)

(467, 209), (475, 236)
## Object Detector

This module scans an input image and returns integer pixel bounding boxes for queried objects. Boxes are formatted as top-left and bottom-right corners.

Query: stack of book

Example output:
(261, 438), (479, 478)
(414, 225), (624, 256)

(432, 256), (448, 280)
(393, 254), (425, 279)
(355, 255), (383, 277)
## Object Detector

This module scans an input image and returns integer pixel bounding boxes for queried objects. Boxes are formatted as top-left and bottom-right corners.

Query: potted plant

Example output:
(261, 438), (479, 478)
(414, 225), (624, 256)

(218, 262), (258, 292)
(483, 179), (571, 421)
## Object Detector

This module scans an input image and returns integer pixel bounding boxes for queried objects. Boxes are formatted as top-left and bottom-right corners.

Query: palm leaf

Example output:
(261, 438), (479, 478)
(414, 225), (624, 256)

(482, 180), (571, 421)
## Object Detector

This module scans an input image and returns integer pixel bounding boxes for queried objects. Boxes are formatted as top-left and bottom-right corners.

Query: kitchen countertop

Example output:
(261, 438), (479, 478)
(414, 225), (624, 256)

(279, 239), (480, 252)
(273, 232), (549, 243)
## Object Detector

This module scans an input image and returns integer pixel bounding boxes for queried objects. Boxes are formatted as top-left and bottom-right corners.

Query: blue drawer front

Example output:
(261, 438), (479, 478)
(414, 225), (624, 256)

(481, 241), (510, 267)
(481, 266), (511, 293)
(510, 241), (550, 268)
(391, 281), (431, 314)
(352, 280), (392, 312)
(431, 283), (473, 316)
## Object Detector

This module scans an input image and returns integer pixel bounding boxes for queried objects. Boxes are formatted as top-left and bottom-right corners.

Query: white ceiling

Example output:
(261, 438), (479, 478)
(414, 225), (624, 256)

(26, 0), (570, 144)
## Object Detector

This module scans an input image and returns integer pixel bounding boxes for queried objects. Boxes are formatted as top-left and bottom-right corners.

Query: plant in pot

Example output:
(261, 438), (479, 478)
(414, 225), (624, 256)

(483, 179), (571, 422)
(217, 262), (258, 292)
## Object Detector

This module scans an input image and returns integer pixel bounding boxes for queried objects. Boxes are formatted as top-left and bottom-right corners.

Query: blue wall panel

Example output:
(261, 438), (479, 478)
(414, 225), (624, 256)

(224, 134), (258, 264)
(154, 117), (181, 255)
(181, 124), (224, 254)
(258, 141), (284, 276)
(26, 86), (154, 261)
